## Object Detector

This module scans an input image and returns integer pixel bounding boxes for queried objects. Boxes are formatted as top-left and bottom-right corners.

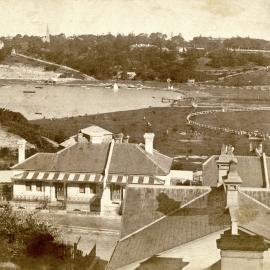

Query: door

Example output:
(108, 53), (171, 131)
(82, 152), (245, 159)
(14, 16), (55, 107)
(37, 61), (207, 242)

(55, 183), (65, 200)
(110, 184), (122, 202)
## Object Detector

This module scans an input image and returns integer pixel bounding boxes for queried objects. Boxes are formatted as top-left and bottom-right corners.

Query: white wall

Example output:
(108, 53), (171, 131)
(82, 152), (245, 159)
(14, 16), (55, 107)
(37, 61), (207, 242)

(13, 182), (52, 200)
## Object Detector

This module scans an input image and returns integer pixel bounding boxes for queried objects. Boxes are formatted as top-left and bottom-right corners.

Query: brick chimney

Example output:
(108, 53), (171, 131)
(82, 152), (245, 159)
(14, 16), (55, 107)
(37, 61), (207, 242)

(144, 133), (155, 154)
(17, 139), (26, 163)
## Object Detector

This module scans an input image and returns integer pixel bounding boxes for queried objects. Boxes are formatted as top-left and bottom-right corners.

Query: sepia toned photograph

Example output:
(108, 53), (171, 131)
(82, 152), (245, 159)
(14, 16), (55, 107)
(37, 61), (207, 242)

(0, 0), (270, 269)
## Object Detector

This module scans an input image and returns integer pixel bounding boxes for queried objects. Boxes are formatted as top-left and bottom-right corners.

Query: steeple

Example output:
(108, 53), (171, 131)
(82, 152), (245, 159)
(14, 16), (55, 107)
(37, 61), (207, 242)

(46, 24), (50, 43)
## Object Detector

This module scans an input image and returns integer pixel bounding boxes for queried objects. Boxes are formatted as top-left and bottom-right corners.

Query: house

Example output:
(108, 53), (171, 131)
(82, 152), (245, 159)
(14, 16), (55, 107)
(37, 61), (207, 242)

(60, 125), (114, 148)
(106, 154), (270, 270)
(11, 128), (173, 216)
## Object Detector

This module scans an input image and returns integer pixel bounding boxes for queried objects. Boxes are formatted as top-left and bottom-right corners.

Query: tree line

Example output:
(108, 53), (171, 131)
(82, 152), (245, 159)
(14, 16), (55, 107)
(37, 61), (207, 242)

(0, 33), (270, 81)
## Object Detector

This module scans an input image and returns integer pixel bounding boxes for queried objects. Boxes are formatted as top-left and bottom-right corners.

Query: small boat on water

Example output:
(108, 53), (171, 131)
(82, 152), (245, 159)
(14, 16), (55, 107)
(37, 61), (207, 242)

(35, 112), (42, 115)
(35, 86), (43, 89)
(23, 90), (36, 94)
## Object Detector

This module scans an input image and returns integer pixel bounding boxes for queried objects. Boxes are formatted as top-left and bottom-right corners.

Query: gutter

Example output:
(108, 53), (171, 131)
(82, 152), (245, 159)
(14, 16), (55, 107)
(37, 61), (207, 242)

(103, 139), (115, 189)
(262, 152), (270, 188)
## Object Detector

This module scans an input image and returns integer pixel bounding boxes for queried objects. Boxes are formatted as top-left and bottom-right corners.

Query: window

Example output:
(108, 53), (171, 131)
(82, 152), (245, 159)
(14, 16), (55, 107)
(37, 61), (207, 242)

(26, 182), (32, 191)
(79, 185), (85, 193)
(36, 183), (42, 192)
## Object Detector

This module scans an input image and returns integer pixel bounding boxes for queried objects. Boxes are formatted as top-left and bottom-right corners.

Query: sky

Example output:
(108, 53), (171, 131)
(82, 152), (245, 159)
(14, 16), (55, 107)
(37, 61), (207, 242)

(0, 0), (269, 41)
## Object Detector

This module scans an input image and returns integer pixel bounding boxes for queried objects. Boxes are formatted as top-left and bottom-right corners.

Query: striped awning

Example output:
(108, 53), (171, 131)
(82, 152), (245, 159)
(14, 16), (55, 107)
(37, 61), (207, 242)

(13, 172), (165, 185)
(13, 171), (103, 183)
(107, 175), (164, 185)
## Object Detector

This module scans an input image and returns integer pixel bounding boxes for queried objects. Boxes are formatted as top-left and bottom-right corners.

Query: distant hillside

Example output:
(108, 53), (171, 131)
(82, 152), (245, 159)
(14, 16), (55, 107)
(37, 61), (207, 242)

(0, 54), (88, 81)
(211, 69), (270, 86)
(0, 108), (57, 152)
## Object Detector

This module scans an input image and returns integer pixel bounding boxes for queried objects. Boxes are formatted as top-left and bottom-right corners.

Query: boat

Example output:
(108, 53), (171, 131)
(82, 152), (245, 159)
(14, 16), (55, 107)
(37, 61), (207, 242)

(23, 90), (36, 94)
(113, 83), (119, 91)
(35, 112), (42, 115)
(35, 86), (43, 89)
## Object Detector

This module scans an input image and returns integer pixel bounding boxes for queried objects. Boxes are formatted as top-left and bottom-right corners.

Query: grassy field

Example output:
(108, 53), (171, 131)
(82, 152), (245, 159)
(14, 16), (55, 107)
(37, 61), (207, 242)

(33, 107), (256, 158)
(193, 110), (270, 154)
(212, 70), (270, 86)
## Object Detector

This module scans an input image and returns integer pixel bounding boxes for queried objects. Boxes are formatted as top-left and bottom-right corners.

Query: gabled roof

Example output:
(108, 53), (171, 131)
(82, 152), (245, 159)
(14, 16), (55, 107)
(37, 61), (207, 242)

(107, 186), (230, 270)
(12, 142), (172, 176)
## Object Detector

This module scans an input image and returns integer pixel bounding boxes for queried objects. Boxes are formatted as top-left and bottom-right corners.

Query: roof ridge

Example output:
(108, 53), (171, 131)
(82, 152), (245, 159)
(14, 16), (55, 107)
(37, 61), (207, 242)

(119, 187), (211, 242)
(135, 144), (171, 175)
(11, 152), (48, 169)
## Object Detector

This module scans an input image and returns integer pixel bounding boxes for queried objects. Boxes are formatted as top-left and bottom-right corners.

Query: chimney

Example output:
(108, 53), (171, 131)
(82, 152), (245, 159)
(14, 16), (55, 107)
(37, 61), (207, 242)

(144, 133), (155, 154)
(77, 132), (85, 144)
(123, 135), (130, 143)
(17, 139), (26, 163)
(217, 231), (268, 270)
(224, 161), (242, 235)
(114, 133), (124, 144)
(216, 144), (235, 186)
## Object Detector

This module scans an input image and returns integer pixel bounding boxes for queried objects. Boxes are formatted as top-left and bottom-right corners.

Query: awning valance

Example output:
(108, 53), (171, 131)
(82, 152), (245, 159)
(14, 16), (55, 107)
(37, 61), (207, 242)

(13, 172), (165, 185)
(107, 175), (164, 185)
(13, 172), (103, 183)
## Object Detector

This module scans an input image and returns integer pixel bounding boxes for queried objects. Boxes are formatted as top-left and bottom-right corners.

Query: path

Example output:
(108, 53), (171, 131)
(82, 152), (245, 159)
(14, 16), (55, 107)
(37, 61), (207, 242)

(14, 52), (95, 81)
(186, 108), (270, 138)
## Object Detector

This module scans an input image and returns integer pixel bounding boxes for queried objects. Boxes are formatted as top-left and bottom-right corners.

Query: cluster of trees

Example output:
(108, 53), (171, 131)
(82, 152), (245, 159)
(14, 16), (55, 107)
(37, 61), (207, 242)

(0, 109), (56, 152)
(207, 49), (270, 68)
(1, 34), (270, 81)
(0, 205), (95, 270)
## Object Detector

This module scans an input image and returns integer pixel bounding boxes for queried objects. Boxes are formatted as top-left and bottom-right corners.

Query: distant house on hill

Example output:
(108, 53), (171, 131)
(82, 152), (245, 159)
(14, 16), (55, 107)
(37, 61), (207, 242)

(10, 126), (173, 216)
(106, 151), (270, 270)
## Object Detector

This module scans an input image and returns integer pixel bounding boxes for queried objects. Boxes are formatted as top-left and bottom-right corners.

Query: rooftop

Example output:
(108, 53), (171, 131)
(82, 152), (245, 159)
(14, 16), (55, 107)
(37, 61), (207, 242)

(107, 185), (270, 270)
(12, 142), (172, 176)
(202, 155), (270, 188)
(80, 125), (113, 136)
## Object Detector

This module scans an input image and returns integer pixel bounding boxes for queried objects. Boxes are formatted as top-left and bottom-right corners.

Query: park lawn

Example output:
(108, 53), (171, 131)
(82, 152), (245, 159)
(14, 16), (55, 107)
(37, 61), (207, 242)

(33, 107), (255, 157)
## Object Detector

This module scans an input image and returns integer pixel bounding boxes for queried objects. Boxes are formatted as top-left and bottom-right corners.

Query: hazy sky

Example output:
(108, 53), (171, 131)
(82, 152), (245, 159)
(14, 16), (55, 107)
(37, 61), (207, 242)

(0, 0), (269, 40)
